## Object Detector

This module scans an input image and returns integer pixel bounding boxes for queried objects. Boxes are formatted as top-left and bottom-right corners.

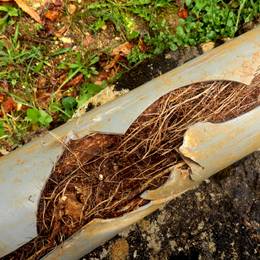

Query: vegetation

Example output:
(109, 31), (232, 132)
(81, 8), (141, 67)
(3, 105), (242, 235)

(88, 0), (260, 60)
(0, 0), (259, 152)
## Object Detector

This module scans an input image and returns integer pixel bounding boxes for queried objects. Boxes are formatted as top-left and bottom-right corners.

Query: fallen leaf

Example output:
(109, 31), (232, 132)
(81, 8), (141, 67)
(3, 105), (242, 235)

(14, 0), (42, 23)
(104, 54), (121, 71)
(0, 0), (43, 23)
(54, 26), (68, 38)
(93, 70), (110, 85)
(59, 193), (83, 221)
(178, 8), (188, 19)
(66, 74), (84, 88)
(44, 9), (60, 22)
(111, 42), (133, 57)
(37, 77), (47, 89)
(3, 97), (16, 113)
(36, 92), (51, 109)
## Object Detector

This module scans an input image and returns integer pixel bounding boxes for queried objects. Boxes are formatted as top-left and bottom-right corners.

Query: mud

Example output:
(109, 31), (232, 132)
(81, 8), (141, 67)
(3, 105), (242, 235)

(85, 151), (260, 260)
(115, 46), (204, 91)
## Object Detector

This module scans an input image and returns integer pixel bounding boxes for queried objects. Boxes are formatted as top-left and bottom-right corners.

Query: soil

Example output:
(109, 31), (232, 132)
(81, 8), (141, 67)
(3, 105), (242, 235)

(115, 46), (204, 91)
(85, 151), (260, 260)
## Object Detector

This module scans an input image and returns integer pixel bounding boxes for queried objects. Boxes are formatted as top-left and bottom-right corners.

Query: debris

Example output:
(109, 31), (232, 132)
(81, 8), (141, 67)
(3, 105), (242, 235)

(44, 10), (60, 22)
(58, 193), (83, 221)
(60, 36), (73, 44)
(83, 33), (94, 48)
(65, 74), (84, 88)
(178, 8), (188, 19)
(111, 42), (133, 57)
(110, 239), (129, 260)
(201, 42), (215, 53)
(68, 4), (76, 15)
(3, 97), (16, 113)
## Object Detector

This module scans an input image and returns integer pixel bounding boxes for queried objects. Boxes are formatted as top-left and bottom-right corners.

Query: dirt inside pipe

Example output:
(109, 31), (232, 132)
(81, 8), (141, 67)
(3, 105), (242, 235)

(5, 76), (260, 259)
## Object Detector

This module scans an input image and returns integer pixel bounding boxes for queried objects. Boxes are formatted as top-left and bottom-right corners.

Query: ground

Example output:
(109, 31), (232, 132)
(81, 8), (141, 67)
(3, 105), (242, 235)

(85, 152), (260, 260)
(0, 1), (259, 259)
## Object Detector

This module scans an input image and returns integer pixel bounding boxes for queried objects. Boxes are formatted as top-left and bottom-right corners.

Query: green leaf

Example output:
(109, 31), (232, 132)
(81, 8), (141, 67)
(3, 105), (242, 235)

(62, 96), (77, 117)
(0, 121), (5, 137)
(78, 83), (105, 107)
(49, 101), (61, 113)
(50, 48), (72, 57)
(62, 97), (77, 111)
(169, 42), (178, 51)
(0, 5), (19, 17)
(90, 18), (106, 32)
(33, 61), (44, 73)
(38, 110), (53, 126)
(26, 108), (52, 127)
(185, 0), (193, 7)
(26, 108), (40, 124)
(176, 26), (186, 38)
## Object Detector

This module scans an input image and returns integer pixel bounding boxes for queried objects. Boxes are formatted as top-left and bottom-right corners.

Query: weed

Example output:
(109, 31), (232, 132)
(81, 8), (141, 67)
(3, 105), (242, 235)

(26, 108), (53, 127)
(61, 96), (77, 118)
(127, 46), (151, 64)
(0, 120), (5, 137)
(57, 52), (99, 91)
(0, 0), (259, 152)
(0, 25), (43, 85)
(0, 5), (20, 33)
(77, 82), (106, 108)
(88, 0), (260, 57)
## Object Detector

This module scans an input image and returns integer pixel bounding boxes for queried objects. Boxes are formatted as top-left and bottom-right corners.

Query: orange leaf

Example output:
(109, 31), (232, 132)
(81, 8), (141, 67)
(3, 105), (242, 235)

(3, 97), (16, 113)
(178, 8), (188, 19)
(44, 10), (60, 22)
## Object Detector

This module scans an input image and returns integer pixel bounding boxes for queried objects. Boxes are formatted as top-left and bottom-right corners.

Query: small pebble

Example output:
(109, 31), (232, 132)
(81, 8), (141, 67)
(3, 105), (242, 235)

(68, 4), (77, 15)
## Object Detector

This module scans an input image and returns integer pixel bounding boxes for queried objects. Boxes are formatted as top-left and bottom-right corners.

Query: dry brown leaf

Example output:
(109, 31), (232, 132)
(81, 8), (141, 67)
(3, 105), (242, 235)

(65, 74), (84, 88)
(16, 0), (42, 23)
(54, 25), (68, 38)
(59, 193), (83, 221)
(111, 42), (133, 57)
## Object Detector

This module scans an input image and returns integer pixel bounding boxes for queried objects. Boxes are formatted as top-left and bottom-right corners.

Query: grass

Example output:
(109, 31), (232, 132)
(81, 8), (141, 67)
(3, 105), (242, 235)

(0, 0), (259, 152)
